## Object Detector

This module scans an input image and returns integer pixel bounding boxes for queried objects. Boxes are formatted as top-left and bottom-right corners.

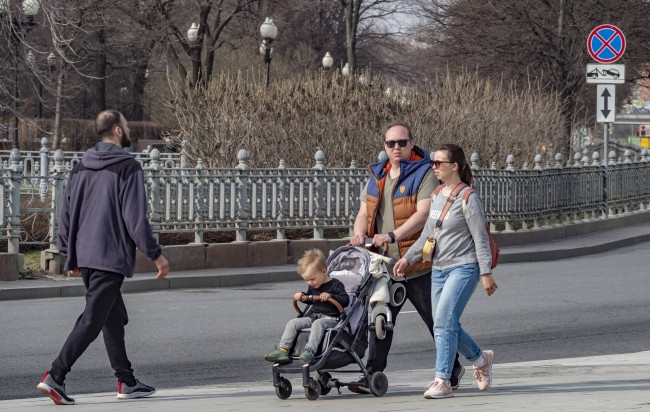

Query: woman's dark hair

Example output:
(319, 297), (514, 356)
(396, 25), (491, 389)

(436, 143), (473, 185)
(95, 110), (123, 138)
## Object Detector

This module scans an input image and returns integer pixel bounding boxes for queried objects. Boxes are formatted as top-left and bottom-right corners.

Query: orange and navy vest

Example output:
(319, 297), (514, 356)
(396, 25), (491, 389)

(365, 145), (432, 273)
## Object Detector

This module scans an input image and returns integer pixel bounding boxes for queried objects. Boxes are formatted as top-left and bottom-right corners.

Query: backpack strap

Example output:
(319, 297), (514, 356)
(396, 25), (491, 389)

(434, 183), (468, 228)
(461, 188), (476, 216)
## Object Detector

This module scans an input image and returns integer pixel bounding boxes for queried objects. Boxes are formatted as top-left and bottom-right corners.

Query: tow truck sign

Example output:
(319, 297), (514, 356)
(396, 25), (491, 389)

(586, 64), (625, 84)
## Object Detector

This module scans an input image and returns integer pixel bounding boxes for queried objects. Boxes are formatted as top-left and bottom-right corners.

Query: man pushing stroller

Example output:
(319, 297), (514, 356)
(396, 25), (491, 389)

(264, 249), (350, 365)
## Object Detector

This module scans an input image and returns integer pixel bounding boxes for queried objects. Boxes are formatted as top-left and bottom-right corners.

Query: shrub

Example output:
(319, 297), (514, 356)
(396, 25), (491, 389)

(156, 69), (567, 168)
(18, 118), (165, 151)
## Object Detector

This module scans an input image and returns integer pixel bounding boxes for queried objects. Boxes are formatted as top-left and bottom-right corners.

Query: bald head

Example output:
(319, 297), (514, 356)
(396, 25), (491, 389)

(95, 110), (123, 139)
(95, 110), (131, 148)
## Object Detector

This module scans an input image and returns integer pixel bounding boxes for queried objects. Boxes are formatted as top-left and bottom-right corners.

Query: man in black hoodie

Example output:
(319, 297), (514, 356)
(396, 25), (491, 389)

(37, 110), (169, 405)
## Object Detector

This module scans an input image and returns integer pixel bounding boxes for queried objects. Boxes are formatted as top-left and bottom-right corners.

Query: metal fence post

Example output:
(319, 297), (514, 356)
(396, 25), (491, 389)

(39, 137), (50, 201)
(40, 149), (66, 274)
(276, 159), (287, 240)
(607, 150), (616, 216)
(147, 149), (161, 243)
(8, 149), (21, 256)
(348, 159), (359, 237)
(193, 158), (204, 243)
(504, 155), (515, 232)
(312, 150), (326, 240)
(235, 149), (250, 242)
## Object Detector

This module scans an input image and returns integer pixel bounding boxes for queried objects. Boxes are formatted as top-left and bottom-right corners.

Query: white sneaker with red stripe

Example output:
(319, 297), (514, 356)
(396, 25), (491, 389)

(117, 379), (156, 399)
(37, 371), (75, 405)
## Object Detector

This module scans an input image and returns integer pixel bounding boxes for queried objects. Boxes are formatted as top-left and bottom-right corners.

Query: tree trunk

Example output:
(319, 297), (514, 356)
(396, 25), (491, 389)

(132, 39), (156, 121)
(52, 67), (65, 150)
(96, 27), (107, 112)
(345, 0), (357, 74)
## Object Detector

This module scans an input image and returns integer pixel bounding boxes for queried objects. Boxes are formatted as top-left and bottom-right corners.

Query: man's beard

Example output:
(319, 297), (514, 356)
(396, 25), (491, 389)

(121, 131), (131, 148)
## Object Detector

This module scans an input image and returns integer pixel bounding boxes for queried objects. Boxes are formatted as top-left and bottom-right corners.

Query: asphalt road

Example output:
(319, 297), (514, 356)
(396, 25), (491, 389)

(2, 242), (650, 400)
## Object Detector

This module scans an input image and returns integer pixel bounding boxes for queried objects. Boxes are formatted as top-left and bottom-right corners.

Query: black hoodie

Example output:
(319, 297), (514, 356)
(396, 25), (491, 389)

(57, 142), (162, 277)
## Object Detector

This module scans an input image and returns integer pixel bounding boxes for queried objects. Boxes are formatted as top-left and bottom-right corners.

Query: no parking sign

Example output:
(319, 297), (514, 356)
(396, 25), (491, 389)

(588, 25), (625, 63)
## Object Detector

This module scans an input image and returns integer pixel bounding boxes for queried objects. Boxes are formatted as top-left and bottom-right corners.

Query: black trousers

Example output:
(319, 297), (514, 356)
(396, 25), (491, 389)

(50, 269), (134, 384)
(366, 272), (461, 373)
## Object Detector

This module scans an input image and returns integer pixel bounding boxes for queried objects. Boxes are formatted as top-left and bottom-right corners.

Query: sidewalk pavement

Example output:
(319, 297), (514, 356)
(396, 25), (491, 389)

(2, 220), (650, 301)
(2, 351), (649, 411)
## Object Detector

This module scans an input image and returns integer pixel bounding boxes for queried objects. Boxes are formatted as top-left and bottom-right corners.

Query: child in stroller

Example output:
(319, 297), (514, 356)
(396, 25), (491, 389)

(264, 248), (350, 365)
(268, 245), (406, 400)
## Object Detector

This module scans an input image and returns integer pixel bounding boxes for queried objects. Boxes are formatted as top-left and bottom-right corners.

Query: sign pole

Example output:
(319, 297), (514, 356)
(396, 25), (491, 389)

(603, 123), (609, 217)
(588, 24), (625, 219)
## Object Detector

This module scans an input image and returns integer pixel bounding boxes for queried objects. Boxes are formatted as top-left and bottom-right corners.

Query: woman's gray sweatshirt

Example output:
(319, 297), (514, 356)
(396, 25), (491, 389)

(403, 186), (492, 275)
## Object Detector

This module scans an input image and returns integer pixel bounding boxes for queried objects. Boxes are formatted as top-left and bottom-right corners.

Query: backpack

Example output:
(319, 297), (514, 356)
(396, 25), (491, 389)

(432, 184), (500, 270)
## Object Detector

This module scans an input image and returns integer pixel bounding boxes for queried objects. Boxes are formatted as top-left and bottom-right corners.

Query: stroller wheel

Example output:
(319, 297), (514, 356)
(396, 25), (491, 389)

(375, 314), (387, 340)
(316, 372), (332, 396)
(389, 282), (407, 307)
(369, 371), (388, 397)
(275, 377), (292, 399)
(304, 378), (321, 400)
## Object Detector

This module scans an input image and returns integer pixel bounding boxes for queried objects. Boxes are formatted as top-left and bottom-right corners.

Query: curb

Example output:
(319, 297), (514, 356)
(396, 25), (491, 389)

(499, 232), (650, 263)
(1, 232), (649, 301)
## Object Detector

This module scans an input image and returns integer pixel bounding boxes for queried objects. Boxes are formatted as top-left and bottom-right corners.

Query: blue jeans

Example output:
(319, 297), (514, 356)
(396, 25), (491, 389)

(431, 263), (483, 379)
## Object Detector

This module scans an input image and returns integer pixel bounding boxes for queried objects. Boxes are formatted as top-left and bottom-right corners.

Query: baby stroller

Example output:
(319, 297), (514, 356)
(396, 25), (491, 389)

(271, 245), (407, 400)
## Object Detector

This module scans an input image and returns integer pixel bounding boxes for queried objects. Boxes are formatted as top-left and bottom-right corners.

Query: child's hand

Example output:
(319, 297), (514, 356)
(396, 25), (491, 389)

(319, 292), (331, 301)
(294, 292), (304, 301)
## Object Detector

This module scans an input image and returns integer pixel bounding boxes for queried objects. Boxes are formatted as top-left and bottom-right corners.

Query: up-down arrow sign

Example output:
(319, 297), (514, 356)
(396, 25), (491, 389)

(597, 84), (615, 123)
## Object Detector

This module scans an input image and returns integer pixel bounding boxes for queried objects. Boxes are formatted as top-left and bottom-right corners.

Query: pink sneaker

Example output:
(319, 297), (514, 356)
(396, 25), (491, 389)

(424, 379), (453, 399)
(473, 350), (494, 391)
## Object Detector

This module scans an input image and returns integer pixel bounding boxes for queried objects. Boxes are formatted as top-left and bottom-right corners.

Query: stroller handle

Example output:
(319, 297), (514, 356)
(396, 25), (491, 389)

(365, 250), (396, 265)
(293, 295), (345, 314)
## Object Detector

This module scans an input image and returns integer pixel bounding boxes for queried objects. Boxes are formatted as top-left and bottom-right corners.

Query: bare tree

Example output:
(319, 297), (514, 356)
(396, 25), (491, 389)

(158, 0), (261, 89)
(340, 0), (404, 74)
(411, 0), (650, 154)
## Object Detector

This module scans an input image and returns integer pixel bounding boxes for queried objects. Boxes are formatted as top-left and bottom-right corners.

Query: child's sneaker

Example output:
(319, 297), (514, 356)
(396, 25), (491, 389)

(473, 350), (494, 391)
(117, 379), (155, 399)
(264, 346), (290, 364)
(299, 347), (316, 363)
(424, 379), (453, 399)
(37, 371), (75, 405)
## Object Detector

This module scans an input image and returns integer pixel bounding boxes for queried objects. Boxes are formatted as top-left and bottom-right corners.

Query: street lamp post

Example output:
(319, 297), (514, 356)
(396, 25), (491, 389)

(119, 86), (128, 115)
(259, 18), (278, 88)
(342, 63), (350, 77)
(322, 52), (333, 70)
(0, 0), (41, 149)
(26, 50), (43, 118)
(186, 22), (201, 87)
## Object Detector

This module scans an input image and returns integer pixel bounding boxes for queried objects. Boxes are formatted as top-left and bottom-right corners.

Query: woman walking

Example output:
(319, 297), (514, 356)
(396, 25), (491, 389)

(393, 143), (498, 399)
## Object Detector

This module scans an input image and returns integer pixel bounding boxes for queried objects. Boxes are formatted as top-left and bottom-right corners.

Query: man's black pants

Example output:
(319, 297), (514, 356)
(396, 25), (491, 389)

(366, 272), (461, 373)
(50, 269), (134, 384)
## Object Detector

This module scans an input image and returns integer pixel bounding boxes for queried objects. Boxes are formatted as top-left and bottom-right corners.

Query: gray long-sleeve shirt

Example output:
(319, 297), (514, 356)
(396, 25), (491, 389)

(403, 186), (492, 275)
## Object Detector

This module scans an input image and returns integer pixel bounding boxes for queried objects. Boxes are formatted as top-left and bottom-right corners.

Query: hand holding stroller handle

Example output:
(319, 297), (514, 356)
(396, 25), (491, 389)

(293, 295), (345, 314)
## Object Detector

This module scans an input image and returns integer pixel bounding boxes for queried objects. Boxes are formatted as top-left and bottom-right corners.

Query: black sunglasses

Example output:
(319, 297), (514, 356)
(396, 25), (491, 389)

(384, 139), (410, 149)
(430, 160), (454, 168)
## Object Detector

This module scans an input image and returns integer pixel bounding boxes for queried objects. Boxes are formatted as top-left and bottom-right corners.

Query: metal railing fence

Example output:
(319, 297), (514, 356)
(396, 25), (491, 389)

(1, 138), (649, 254)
